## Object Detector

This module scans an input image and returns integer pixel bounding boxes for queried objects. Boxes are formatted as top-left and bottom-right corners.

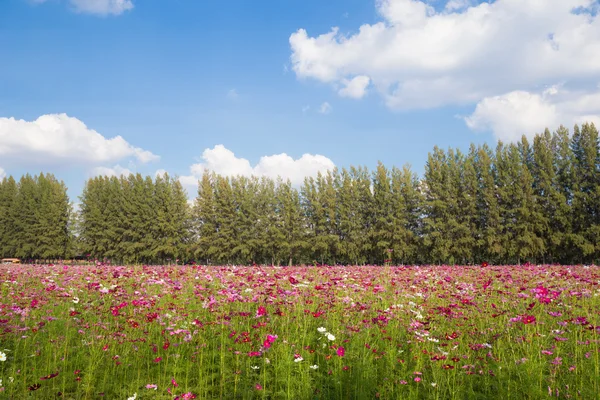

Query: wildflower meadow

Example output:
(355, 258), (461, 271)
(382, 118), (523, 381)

(0, 264), (599, 399)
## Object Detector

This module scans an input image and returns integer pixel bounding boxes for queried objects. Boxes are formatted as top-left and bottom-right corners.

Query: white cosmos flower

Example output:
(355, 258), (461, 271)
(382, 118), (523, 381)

(0, 351), (6, 361)
(127, 393), (137, 400)
(72, 297), (80, 304)
(317, 327), (327, 333)
(251, 365), (260, 370)
(310, 365), (319, 370)
(294, 357), (303, 362)
(327, 333), (336, 341)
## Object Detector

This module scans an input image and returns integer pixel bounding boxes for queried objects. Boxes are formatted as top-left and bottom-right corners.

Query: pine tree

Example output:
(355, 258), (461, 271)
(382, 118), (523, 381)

(474, 144), (502, 263)
(13, 174), (39, 260)
(570, 123), (598, 262)
(390, 165), (422, 264)
(353, 166), (374, 264)
(193, 171), (218, 264)
(551, 126), (576, 263)
(0, 176), (18, 258)
(532, 129), (556, 262)
(336, 168), (361, 265)
(276, 180), (308, 265)
(423, 147), (452, 264)
(212, 175), (237, 264)
(454, 148), (478, 264)
(35, 174), (70, 260)
(372, 162), (393, 264)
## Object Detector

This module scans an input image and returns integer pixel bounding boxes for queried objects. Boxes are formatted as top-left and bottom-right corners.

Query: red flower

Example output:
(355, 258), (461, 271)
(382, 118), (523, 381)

(521, 315), (536, 324)
(337, 346), (345, 357)
(256, 306), (267, 317)
(40, 372), (59, 380)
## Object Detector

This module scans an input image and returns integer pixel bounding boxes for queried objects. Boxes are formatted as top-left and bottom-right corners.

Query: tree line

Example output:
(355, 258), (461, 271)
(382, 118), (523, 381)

(1, 123), (599, 265)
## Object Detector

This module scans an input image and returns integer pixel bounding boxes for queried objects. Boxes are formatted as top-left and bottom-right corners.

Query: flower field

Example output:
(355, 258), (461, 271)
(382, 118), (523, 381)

(0, 264), (599, 399)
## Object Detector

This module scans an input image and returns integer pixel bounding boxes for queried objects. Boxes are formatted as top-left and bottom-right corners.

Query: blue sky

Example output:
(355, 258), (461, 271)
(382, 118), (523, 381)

(1, 0), (599, 199)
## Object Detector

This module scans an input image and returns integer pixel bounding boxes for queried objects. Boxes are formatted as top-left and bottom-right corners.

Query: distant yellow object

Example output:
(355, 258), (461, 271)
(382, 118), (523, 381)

(1, 258), (21, 264)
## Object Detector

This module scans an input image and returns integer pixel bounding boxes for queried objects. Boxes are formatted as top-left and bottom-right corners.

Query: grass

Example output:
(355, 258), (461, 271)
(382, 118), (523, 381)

(0, 264), (599, 399)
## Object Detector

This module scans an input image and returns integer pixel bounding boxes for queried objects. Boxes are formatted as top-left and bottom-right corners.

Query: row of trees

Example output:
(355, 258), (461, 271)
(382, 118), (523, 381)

(0, 173), (70, 260)
(1, 123), (599, 265)
(78, 174), (190, 264)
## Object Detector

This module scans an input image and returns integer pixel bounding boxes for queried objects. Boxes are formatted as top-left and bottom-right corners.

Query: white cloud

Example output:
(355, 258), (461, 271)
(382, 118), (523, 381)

(466, 86), (600, 141)
(180, 144), (335, 188)
(319, 102), (332, 114)
(90, 165), (133, 178)
(0, 113), (159, 166)
(34, 0), (134, 15)
(289, 0), (600, 121)
(70, 0), (133, 15)
(445, 0), (475, 12)
(338, 75), (371, 99)
(0, 167), (5, 180)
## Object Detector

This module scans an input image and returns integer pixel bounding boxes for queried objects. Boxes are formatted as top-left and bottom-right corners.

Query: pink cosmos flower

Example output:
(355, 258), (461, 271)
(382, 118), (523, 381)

(337, 347), (345, 357)
(256, 306), (267, 318)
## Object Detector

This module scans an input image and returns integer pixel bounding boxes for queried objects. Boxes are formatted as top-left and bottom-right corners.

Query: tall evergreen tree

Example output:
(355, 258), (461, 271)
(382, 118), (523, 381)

(474, 144), (502, 263)
(0, 176), (18, 258)
(276, 180), (308, 266)
(390, 165), (422, 264)
(423, 147), (453, 264)
(372, 162), (393, 264)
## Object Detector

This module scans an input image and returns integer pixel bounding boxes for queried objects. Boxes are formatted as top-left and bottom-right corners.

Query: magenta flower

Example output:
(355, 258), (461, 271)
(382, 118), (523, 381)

(337, 346), (345, 357)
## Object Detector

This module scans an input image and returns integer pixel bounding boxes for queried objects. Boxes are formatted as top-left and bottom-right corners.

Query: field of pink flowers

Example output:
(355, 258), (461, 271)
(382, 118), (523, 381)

(0, 264), (599, 399)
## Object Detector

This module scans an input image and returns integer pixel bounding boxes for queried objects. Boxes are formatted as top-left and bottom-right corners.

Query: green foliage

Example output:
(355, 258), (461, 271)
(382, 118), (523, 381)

(0, 173), (70, 260)
(3, 122), (600, 264)
(78, 173), (190, 264)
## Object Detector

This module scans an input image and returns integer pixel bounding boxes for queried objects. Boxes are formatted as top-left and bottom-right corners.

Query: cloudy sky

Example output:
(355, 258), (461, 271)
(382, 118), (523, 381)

(2, 0), (600, 198)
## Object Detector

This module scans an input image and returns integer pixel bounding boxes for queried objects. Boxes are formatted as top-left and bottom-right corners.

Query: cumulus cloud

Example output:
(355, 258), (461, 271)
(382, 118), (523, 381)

(180, 145), (335, 188)
(319, 102), (333, 114)
(466, 86), (600, 142)
(0, 113), (159, 166)
(90, 165), (133, 178)
(0, 167), (5, 180)
(339, 75), (371, 99)
(291, 0), (600, 108)
(34, 0), (134, 15)
(290, 0), (600, 137)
